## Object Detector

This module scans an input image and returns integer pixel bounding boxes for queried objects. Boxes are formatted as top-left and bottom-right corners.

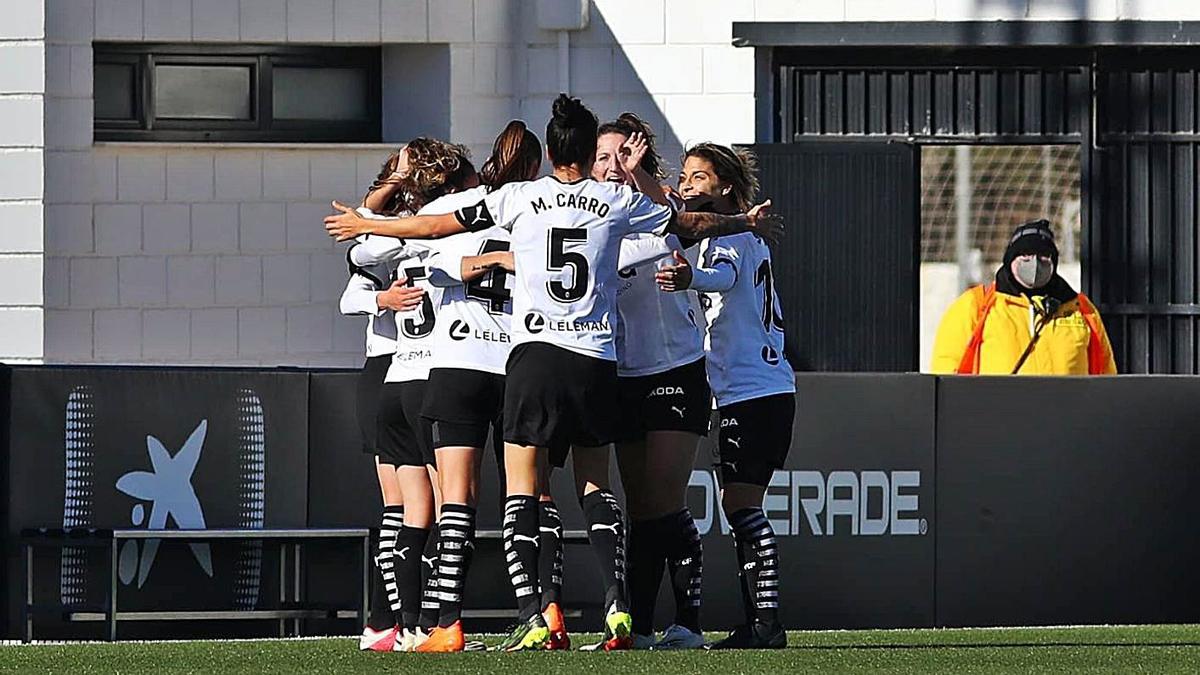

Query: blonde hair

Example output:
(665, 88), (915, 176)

(400, 137), (473, 212)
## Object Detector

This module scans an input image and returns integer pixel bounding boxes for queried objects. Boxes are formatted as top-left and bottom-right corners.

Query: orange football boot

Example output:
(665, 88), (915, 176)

(414, 621), (466, 653)
(543, 603), (571, 651)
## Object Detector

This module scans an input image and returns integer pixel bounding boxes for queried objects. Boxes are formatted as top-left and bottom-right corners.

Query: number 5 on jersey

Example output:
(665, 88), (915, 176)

(400, 266), (436, 338)
(547, 228), (589, 303)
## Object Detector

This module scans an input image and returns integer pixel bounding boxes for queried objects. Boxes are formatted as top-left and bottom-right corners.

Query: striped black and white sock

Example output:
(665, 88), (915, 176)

(666, 508), (704, 633)
(419, 529), (440, 631)
(581, 489), (627, 608)
(379, 505), (404, 620)
(394, 525), (430, 630)
(436, 503), (477, 627)
(538, 500), (564, 609)
(729, 508), (779, 625)
(503, 495), (541, 620)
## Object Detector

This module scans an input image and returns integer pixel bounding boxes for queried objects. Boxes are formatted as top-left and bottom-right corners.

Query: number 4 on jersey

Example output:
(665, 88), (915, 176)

(465, 239), (512, 313)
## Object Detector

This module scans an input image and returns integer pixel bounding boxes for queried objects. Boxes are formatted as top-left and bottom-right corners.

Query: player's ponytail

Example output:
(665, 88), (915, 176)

(480, 120), (542, 189)
(682, 142), (759, 212)
(546, 93), (598, 171)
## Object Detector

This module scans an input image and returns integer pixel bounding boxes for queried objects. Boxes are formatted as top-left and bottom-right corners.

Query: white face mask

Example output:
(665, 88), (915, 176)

(1011, 255), (1054, 289)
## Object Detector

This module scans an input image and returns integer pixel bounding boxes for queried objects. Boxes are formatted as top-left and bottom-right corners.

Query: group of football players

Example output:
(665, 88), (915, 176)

(324, 93), (794, 653)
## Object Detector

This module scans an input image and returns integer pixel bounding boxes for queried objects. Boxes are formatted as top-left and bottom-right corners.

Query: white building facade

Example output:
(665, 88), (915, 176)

(0, 0), (1196, 367)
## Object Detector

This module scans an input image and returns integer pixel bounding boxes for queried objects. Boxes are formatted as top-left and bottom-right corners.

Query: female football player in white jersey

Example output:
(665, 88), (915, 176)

(656, 142), (795, 650)
(346, 150), (426, 652)
(593, 114), (708, 650)
(323, 94), (783, 652)
(410, 121), (548, 653)
(347, 138), (477, 650)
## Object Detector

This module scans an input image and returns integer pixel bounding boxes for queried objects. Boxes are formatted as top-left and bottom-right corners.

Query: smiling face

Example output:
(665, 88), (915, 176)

(592, 131), (630, 184)
(678, 155), (726, 200)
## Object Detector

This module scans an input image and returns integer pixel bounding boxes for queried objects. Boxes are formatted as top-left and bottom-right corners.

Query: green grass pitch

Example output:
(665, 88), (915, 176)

(3, 625), (1200, 673)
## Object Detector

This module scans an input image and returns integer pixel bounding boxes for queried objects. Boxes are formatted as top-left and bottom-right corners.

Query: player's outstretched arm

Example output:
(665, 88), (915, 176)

(668, 199), (784, 243)
(324, 200), (466, 241)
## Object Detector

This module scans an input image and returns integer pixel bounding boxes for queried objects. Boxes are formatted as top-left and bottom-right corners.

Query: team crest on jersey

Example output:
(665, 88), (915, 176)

(524, 311), (547, 334)
(762, 345), (780, 365)
(449, 319), (471, 341)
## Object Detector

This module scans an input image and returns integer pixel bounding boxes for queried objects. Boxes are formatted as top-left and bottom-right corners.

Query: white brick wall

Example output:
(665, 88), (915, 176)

(19, 0), (1200, 367)
(43, 145), (381, 366)
(0, 0), (45, 362)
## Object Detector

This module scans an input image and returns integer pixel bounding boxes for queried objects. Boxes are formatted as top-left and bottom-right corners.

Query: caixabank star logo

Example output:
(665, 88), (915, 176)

(58, 385), (268, 609)
(115, 420), (214, 588)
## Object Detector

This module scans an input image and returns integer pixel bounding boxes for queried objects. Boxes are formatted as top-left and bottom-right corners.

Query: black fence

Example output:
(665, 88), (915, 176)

(2, 366), (1198, 638)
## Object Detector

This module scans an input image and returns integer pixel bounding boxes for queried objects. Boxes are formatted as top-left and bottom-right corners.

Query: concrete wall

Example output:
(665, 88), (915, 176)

(0, 2), (46, 363)
(2, 0), (1198, 365)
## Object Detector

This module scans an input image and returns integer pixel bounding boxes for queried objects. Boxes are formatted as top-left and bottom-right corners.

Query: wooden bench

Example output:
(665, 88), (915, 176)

(20, 527), (371, 642)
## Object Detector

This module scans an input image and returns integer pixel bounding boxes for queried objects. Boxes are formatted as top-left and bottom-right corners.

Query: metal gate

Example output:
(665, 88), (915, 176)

(774, 47), (1200, 373)
(749, 142), (919, 371)
(1092, 50), (1200, 373)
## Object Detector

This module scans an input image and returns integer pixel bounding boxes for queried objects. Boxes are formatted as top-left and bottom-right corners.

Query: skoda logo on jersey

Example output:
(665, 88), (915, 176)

(449, 319), (471, 341)
(618, 266), (637, 279)
(762, 346), (780, 365)
(525, 311), (547, 334)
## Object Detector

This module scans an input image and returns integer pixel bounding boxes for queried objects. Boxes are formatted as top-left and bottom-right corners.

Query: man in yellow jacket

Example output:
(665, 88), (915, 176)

(931, 220), (1117, 375)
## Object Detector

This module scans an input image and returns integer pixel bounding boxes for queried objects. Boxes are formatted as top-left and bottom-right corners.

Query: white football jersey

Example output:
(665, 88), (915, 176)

(615, 234), (704, 377)
(419, 187), (514, 375)
(459, 176), (674, 361)
(348, 234), (444, 383)
(339, 271), (397, 358)
(699, 233), (796, 407)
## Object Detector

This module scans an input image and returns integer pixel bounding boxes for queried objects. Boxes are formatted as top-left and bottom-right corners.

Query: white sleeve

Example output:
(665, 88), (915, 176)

(618, 233), (681, 270)
(425, 250), (463, 288)
(625, 188), (675, 236)
(350, 235), (414, 266)
(691, 239), (739, 293)
(425, 231), (485, 285)
(339, 274), (381, 316)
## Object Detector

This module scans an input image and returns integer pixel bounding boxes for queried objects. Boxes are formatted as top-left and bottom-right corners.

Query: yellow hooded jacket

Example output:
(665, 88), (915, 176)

(931, 285), (1118, 375)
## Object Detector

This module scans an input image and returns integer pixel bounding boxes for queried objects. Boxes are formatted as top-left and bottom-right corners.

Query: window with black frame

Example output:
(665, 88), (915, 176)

(94, 45), (381, 143)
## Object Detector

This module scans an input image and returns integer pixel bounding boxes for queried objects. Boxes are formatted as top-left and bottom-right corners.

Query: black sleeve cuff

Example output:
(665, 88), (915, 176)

(456, 200), (496, 231)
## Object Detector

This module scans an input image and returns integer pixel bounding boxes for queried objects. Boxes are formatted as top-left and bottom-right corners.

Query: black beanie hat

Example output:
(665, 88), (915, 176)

(1003, 219), (1059, 265)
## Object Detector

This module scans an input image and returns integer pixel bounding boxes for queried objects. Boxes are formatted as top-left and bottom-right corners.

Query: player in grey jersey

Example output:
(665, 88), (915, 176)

(324, 95), (784, 651)
(657, 143), (796, 650)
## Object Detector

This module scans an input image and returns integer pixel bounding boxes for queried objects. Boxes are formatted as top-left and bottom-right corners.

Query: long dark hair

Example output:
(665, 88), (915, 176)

(480, 120), (542, 188)
(545, 94), (597, 169)
(682, 142), (759, 212)
(598, 112), (666, 181)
